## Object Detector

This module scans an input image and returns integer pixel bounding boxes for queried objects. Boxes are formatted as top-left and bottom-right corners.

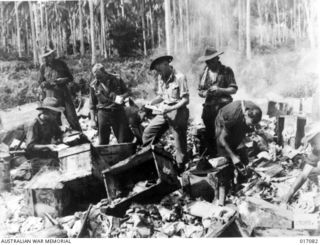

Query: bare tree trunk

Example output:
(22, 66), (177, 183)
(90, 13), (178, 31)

(29, 2), (38, 64)
(121, 0), (125, 17)
(89, 0), (96, 64)
(100, 0), (107, 58)
(157, 18), (161, 48)
(25, 20), (29, 56)
(34, 2), (42, 63)
(141, 0), (147, 56)
(164, 0), (171, 54)
(275, 0), (280, 43)
(15, 1), (22, 57)
(246, 0), (251, 59)
(79, 0), (85, 56)
(1, 3), (6, 50)
(172, 0), (178, 53)
(185, 0), (190, 54)
(178, 0), (183, 48)
(72, 13), (77, 55)
(149, 0), (155, 49)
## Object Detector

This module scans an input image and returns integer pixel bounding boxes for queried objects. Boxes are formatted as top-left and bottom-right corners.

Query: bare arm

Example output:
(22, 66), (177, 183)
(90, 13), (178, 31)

(150, 95), (164, 105)
(284, 164), (313, 203)
(218, 127), (240, 164)
(166, 95), (189, 112)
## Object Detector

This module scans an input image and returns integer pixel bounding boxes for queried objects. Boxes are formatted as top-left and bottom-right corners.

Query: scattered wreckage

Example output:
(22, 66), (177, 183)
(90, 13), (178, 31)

(0, 100), (319, 238)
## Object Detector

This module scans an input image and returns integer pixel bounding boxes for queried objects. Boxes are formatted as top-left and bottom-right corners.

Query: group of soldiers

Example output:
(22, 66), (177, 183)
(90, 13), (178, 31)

(24, 46), (320, 206)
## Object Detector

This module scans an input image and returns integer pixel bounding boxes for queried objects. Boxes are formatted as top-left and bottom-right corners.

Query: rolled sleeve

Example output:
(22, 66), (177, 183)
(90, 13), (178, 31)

(179, 75), (189, 98)
(225, 68), (238, 90)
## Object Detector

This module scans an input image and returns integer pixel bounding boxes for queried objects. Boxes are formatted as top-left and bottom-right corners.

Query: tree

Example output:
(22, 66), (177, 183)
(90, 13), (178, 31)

(89, 0), (96, 64)
(164, 0), (171, 54)
(246, 0), (251, 59)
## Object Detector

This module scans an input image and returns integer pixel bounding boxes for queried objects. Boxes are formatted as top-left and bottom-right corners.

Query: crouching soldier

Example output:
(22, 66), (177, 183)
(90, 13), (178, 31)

(142, 55), (189, 174)
(215, 100), (262, 205)
(283, 123), (320, 204)
(90, 63), (133, 145)
(25, 97), (64, 175)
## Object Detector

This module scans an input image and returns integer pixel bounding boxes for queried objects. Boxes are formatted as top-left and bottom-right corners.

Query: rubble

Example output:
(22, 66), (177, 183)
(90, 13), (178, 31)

(1, 96), (320, 238)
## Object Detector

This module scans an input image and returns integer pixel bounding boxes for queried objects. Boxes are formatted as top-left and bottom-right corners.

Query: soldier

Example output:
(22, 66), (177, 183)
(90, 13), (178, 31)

(38, 48), (82, 131)
(215, 100), (262, 205)
(25, 97), (64, 174)
(89, 63), (133, 145)
(142, 55), (189, 173)
(198, 47), (238, 157)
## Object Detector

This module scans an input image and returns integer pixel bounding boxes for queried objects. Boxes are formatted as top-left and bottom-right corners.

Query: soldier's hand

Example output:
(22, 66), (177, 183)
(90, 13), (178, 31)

(231, 155), (241, 165)
(209, 85), (219, 92)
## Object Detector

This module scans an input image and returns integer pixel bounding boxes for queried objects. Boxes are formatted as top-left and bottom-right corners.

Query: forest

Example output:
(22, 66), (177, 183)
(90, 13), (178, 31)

(0, 0), (319, 110)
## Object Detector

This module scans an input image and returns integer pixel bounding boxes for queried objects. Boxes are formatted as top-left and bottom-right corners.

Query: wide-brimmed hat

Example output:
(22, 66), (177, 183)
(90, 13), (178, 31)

(37, 97), (64, 113)
(41, 48), (56, 58)
(198, 47), (224, 62)
(189, 158), (217, 176)
(92, 63), (106, 74)
(150, 55), (173, 70)
(304, 123), (320, 143)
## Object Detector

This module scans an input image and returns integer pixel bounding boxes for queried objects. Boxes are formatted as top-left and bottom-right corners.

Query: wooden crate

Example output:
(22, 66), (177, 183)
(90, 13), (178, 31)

(24, 168), (71, 218)
(101, 145), (180, 217)
(58, 143), (109, 180)
(95, 143), (136, 166)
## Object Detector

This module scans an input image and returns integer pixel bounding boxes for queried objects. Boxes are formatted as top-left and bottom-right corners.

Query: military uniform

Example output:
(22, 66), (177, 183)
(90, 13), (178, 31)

(142, 69), (189, 166)
(198, 63), (237, 156)
(39, 59), (82, 131)
(89, 72), (133, 145)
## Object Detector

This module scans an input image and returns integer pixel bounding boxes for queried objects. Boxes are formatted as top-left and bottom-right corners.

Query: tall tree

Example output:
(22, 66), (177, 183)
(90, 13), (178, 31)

(29, 1), (38, 64)
(164, 0), (171, 54)
(141, 0), (147, 56)
(79, 0), (85, 56)
(15, 1), (22, 57)
(100, 0), (107, 58)
(89, 0), (96, 64)
(246, 0), (251, 59)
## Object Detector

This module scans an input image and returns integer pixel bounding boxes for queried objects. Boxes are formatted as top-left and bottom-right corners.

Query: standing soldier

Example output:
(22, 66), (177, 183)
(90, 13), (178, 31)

(142, 55), (189, 173)
(38, 48), (82, 131)
(198, 47), (238, 157)
(89, 63), (133, 145)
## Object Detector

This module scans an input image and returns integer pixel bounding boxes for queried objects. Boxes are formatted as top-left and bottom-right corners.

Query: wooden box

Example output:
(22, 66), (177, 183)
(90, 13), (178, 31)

(95, 143), (136, 166)
(101, 145), (180, 217)
(24, 168), (71, 218)
(277, 115), (306, 149)
(58, 143), (108, 181)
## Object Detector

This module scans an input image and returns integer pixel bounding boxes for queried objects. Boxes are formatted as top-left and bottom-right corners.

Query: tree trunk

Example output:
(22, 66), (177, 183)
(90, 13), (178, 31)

(72, 13), (77, 55)
(141, 0), (147, 56)
(34, 2), (42, 63)
(89, 0), (96, 65)
(172, 0), (177, 53)
(238, 0), (242, 51)
(79, 0), (85, 56)
(149, 0), (155, 49)
(1, 2), (6, 50)
(157, 18), (161, 48)
(100, 0), (107, 58)
(185, 0), (190, 54)
(29, 2), (38, 64)
(15, 1), (22, 57)
(178, 0), (183, 47)
(164, 0), (171, 54)
(245, 0), (251, 59)
(120, 0), (125, 18)
(25, 20), (29, 56)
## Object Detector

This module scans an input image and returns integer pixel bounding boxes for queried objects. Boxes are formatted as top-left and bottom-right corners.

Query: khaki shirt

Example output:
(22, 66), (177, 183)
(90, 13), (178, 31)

(157, 69), (189, 105)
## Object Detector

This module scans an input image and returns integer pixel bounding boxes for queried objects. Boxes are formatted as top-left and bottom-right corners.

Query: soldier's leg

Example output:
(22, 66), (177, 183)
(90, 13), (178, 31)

(97, 109), (111, 145)
(63, 98), (82, 131)
(202, 105), (216, 157)
(111, 108), (134, 143)
(142, 115), (168, 146)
